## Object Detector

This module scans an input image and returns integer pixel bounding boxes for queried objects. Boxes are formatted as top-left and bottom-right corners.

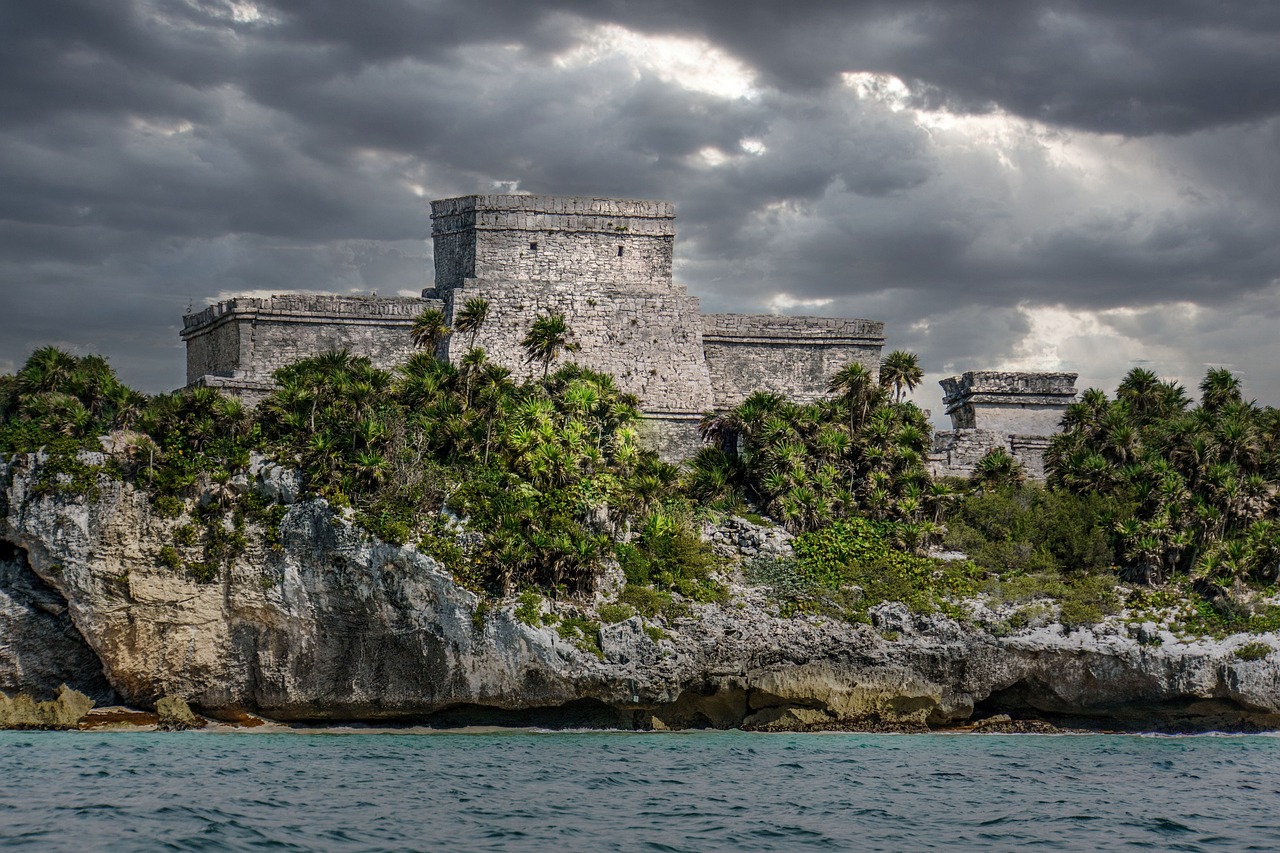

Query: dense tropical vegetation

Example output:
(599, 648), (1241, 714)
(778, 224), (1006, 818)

(3, 321), (1279, 637)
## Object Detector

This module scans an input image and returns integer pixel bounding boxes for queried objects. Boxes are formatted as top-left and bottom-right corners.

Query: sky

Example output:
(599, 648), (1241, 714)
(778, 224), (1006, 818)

(3, 0), (1279, 422)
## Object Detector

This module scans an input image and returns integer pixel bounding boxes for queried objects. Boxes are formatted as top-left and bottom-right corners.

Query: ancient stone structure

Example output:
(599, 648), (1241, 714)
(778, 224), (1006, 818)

(183, 295), (431, 405)
(183, 194), (886, 457)
(929, 371), (1078, 479)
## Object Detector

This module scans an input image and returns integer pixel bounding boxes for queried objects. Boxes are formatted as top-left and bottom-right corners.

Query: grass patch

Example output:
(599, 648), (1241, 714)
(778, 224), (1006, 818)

(1235, 641), (1272, 661)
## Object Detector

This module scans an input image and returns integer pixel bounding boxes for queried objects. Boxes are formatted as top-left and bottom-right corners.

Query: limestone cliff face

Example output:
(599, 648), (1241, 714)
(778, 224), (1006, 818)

(3, 454), (1280, 730)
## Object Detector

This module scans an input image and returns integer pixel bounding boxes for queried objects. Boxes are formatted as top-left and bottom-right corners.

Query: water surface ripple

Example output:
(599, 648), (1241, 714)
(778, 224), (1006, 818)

(2, 731), (1279, 851)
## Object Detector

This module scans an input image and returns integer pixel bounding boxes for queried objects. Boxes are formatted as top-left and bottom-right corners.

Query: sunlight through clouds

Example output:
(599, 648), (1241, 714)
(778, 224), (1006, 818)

(554, 23), (759, 100)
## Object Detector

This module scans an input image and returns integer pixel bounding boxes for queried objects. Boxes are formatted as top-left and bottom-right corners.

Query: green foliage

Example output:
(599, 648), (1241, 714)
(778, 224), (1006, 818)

(153, 495), (185, 518)
(1235, 641), (1273, 661)
(741, 555), (815, 601)
(1180, 595), (1280, 638)
(472, 598), (491, 631)
(0, 348), (146, 455)
(616, 505), (724, 603)
(618, 583), (687, 620)
(690, 358), (937, 539)
(944, 484), (1119, 575)
(788, 518), (987, 617)
(27, 440), (105, 501)
(522, 312), (580, 378)
(1047, 366), (1280, 585)
(156, 545), (183, 570)
(643, 624), (669, 643)
(514, 590), (544, 626)
(186, 560), (218, 584)
(597, 602), (635, 624)
(556, 615), (603, 658)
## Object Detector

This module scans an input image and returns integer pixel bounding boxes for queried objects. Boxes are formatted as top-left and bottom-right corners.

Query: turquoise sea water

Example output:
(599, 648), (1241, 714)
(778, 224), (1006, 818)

(1, 730), (1279, 851)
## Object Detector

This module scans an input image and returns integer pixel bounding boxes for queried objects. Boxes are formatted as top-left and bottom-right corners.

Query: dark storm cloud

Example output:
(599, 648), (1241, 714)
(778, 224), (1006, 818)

(254, 0), (1280, 135)
(1, 0), (1278, 414)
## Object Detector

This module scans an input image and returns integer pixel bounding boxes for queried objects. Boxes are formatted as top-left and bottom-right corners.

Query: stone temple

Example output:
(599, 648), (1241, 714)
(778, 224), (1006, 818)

(182, 193), (1076, 470)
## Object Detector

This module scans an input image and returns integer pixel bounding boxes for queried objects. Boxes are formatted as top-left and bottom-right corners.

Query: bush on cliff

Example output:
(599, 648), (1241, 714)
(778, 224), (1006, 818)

(943, 484), (1121, 576)
(1, 345), (716, 597)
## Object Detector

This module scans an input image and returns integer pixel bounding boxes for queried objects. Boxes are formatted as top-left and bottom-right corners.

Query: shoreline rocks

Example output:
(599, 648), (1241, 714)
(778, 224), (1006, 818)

(4, 457), (1280, 733)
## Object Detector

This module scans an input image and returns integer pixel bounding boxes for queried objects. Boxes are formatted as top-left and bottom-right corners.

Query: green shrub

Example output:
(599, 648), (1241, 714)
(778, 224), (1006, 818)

(153, 495), (185, 519)
(1235, 641), (1272, 661)
(742, 555), (814, 600)
(472, 598), (490, 631)
(556, 615), (603, 658)
(643, 624), (669, 643)
(514, 590), (543, 626)
(174, 524), (198, 547)
(791, 518), (986, 616)
(186, 560), (218, 584)
(597, 602), (635, 624)
(617, 505), (724, 602)
(156, 545), (183, 570)
(944, 485), (1118, 574)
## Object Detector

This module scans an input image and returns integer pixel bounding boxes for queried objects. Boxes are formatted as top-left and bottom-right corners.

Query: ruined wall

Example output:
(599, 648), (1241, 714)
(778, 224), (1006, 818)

(441, 281), (712, 414)
(431, 195), (675, 292)
(929, 430), (1009, 480)
(941, 371), (1077, 434)
(183, 295), (438, 386)
(702, 314), (885, 409)
(931, 372), (1078, 480)
(637, 414), (706, 464)
(929, 431), (1057, 481)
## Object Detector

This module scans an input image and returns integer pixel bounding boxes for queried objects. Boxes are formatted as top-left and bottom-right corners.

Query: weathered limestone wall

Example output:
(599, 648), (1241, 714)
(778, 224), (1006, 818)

(637, 414), (706, 463)
(929, 431), (1055, 480)
(440, 281), (713, 414)
(702, 314), (885, 409)
(942, 371), (1077, 434)
(182, 295), (438, 386)
(931, 372), (1077, 480)
(431, 195), (675, 292)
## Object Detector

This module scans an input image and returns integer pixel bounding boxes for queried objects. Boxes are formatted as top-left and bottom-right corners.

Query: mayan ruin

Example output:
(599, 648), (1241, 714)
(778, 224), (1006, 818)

(181, 194), (1077, 472)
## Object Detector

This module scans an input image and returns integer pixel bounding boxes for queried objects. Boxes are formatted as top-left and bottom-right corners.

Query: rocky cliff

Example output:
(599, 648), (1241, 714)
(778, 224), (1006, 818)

(3, 454), (1280, 731)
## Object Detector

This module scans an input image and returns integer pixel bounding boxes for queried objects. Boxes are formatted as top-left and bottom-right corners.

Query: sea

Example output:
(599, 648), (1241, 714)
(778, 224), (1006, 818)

(1, 730), (1278, 851)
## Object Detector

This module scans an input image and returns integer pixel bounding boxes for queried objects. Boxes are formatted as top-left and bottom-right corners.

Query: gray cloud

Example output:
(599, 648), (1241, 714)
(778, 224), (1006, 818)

(1, 0), (1278, 421)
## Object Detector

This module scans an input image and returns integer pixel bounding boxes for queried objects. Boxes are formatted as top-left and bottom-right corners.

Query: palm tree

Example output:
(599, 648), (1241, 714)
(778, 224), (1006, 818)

(453, 296), (491, 351)
(410, 308), (451, 353)
(828, 362), (878, 431)
(879, 350), (924, 403)
(972, 447), (1025, 491)
(16, 346), (79, 396)
(522, 312), (579, 378)
(1199, 368), (1242, 413)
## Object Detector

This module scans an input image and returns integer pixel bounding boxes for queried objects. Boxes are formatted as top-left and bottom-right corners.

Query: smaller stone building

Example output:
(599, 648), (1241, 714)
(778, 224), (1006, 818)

(929, 371), (1078, 479)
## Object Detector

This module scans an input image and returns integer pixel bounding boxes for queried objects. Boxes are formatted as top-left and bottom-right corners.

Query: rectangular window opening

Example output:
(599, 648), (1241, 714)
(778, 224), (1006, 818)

(530, 241), (538, 251)
(617, 246), (624, 257)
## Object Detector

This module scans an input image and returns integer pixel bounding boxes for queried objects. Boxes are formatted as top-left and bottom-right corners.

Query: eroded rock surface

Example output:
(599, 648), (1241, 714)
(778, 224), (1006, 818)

(0, 535), (114, 704)
(3, 454), (1280, 731)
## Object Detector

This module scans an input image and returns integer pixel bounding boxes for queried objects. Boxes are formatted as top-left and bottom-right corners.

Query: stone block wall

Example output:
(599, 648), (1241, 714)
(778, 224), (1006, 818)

(441, 280), (713, 414)
(941, 371), (1077, 434)
(182, 295), (437, 386)
(702, 314), (885, 409)
(930, 371), (1077, 480)
(637, 413), (706, 463)
(431, 195), (675, 292)
(928, 431), (1057, 480)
